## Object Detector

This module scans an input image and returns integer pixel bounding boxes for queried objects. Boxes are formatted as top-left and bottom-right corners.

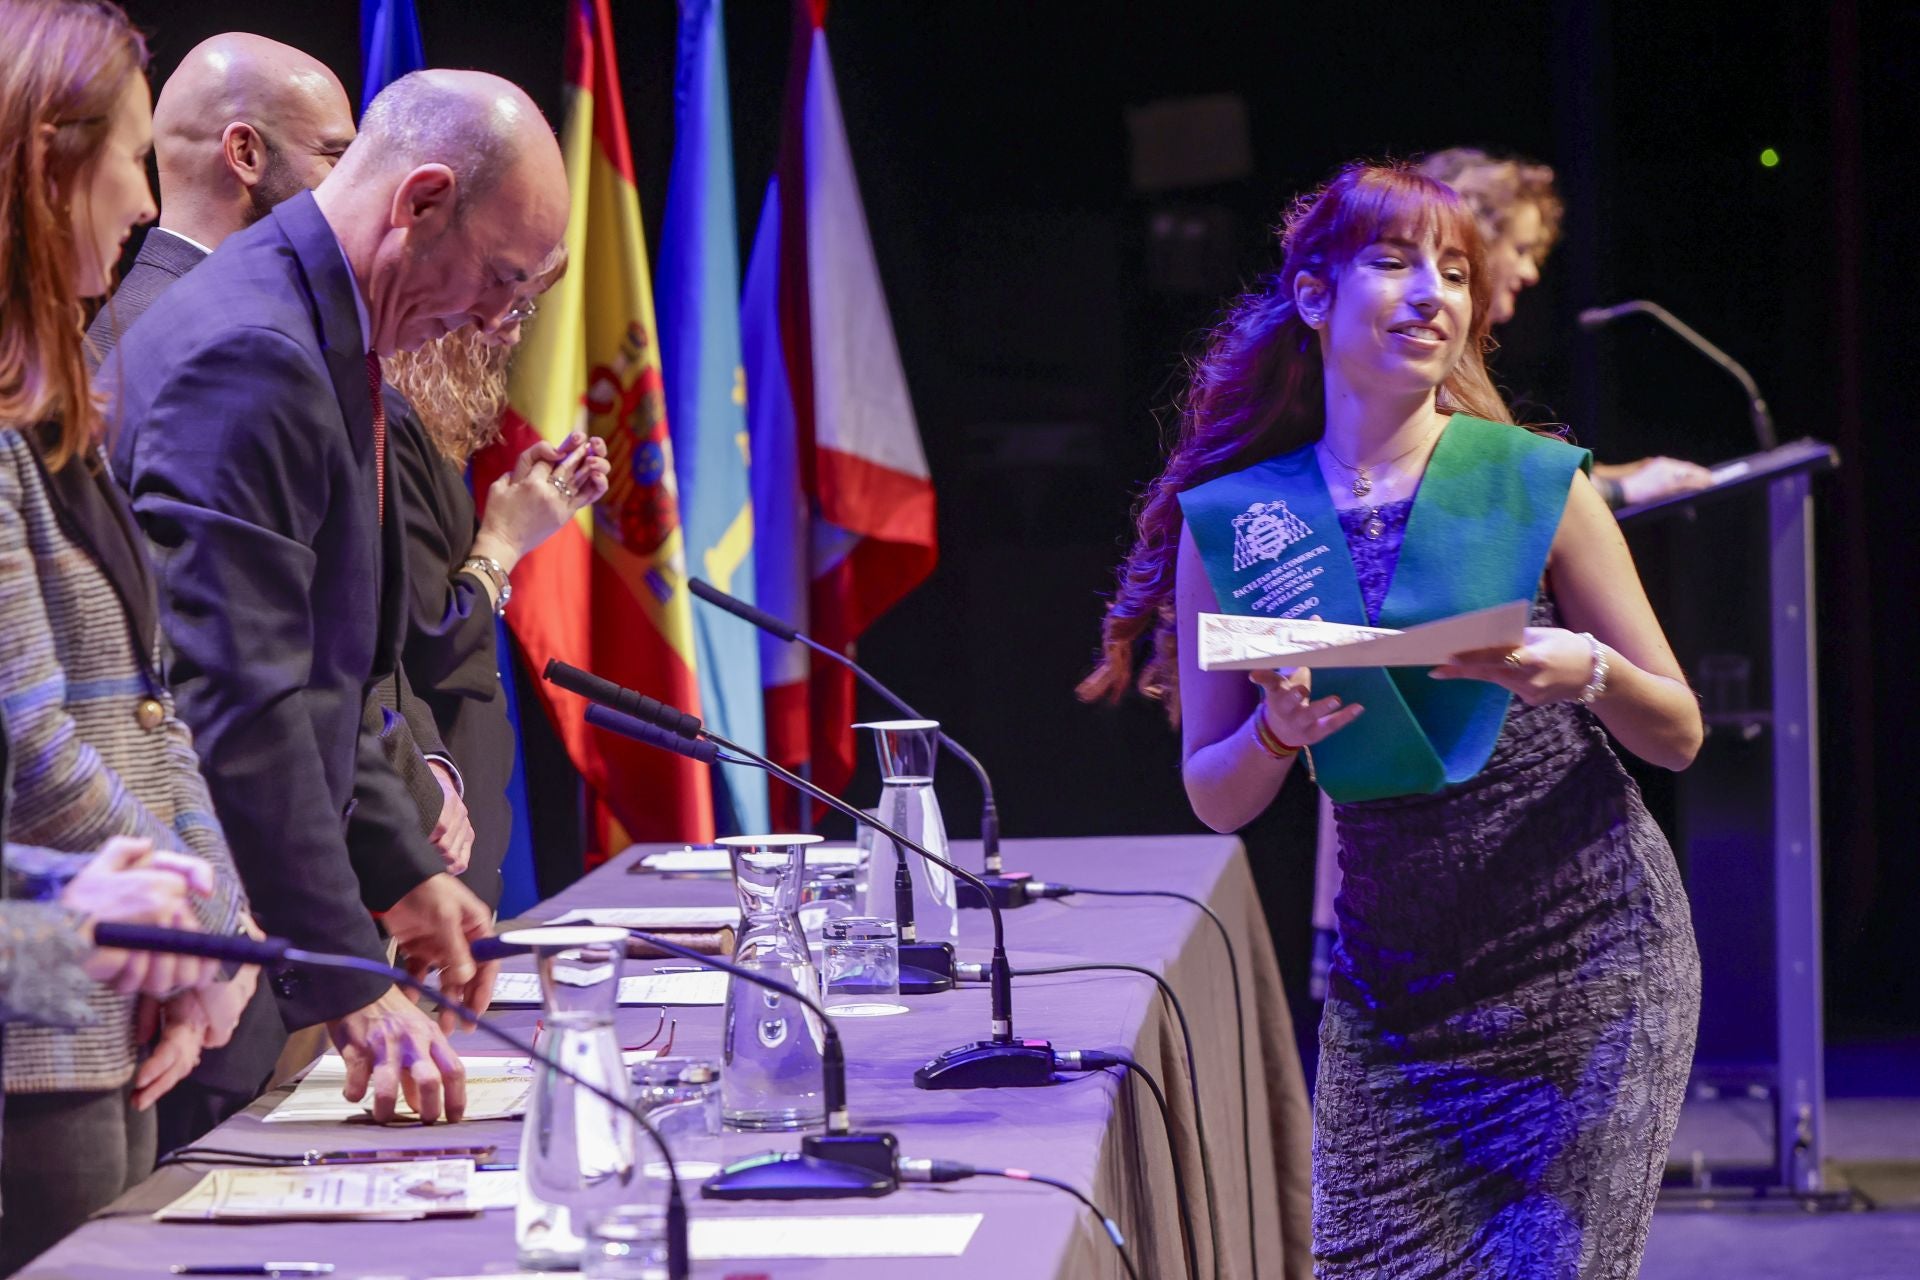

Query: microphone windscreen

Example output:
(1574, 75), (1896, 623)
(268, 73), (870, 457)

(92, 923), (289, 967)
(689, 578), (800, 642)
(544, 660), (702, 739)
(586, 703), (719, 764)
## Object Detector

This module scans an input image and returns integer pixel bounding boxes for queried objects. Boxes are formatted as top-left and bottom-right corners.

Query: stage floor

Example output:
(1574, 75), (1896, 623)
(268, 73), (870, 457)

(1645, 1040), (1920, 1278)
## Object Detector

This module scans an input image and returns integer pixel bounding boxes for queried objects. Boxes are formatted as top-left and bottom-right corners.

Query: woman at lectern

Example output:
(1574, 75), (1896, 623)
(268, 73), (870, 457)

(1417, 147), (1713, 509)
(1081, 162), (1703, 1277)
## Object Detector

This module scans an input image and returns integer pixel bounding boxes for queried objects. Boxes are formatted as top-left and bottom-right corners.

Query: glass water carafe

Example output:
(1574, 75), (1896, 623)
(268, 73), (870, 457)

(511, 925), (645, 1271)
(857, 719), (958, 948)
(717, 834), (828, 1131)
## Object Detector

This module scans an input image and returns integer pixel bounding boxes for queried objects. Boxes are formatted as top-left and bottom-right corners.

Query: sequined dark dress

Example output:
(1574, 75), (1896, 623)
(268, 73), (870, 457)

(1312, 499), (1700, 1279)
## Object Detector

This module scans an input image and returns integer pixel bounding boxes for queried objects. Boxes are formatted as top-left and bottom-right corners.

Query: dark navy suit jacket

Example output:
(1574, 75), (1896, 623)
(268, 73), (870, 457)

(107, 191), (443, 1026)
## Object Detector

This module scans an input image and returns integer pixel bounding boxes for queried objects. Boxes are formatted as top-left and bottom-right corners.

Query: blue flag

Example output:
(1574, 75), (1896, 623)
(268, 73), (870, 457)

(360, 0), (425, 113)
(660, 0), (767, 834)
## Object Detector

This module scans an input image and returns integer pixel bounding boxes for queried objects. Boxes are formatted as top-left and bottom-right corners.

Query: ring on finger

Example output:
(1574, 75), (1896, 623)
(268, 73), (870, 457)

(550, 473), (574, 497)
(1503, 649), (1525, 669)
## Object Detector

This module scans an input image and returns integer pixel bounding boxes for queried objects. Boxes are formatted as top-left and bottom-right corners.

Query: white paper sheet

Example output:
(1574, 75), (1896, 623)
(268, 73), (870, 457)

(546, 905), (740, 929)
(426, 1212), (983, 1271)
(1197, 600), (1530, 670)
(638, 844), (863, 872)
(155, 1159), (479, 1221)
(264, 1055), (535, 1125)
(264, 1051), (662, 1124)
(488, 969), (728, 1008)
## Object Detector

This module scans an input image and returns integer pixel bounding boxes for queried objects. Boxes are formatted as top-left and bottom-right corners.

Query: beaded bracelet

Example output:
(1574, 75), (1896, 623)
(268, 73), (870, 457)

(1576, 632), (1611, 705)
(1250, 707), (1303, 760)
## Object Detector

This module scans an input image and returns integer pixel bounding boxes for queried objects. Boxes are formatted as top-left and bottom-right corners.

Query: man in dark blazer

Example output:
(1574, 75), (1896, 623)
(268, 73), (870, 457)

(106, 69), (568, 1123)
(87, 35), (476, 1150)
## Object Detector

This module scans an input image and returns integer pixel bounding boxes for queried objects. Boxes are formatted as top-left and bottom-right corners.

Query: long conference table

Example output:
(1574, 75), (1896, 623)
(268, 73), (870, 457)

(24, 836), (1313, 1279)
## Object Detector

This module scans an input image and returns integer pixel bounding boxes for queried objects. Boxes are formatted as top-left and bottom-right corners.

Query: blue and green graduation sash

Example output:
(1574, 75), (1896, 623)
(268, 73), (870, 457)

(1177, 414), (1591, 802)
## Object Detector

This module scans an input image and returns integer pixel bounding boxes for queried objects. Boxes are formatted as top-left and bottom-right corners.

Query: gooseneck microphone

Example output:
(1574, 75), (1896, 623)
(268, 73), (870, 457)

(91, 924), (690, 1280)
(550, 661), (1059, 1090)
(686, 578), (1025, 901)
(1577, 300), (1777, 450)
(583, 705), (950, 993)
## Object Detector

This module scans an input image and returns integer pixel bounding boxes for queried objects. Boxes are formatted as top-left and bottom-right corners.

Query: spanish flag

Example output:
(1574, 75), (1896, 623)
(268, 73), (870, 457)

(475, 0), (713, 844)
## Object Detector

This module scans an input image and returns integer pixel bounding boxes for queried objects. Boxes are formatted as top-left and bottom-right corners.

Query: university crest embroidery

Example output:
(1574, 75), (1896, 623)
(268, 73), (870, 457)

(1231, 499), (1313, 571)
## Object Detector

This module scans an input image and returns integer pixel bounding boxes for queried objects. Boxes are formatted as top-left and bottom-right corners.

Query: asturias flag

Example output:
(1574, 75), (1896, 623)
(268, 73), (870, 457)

(659, 0), (767, 835)
(743, 0), (937, 820)
(474, 0), (714, 844)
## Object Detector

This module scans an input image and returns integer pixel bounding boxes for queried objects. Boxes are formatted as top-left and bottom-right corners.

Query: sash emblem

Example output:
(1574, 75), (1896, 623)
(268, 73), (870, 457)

(1231, 500), (1313, 571)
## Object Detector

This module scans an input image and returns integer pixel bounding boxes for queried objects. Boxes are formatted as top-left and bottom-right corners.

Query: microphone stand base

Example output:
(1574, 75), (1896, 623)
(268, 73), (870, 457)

(702, 1132), (900, 1201)
(914, 1038), (1058, 1090)
(899, 941), (956, 994)
(957, 873), (1035, 911)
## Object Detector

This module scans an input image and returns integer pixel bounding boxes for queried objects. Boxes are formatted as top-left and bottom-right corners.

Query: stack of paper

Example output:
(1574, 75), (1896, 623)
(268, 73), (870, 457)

(545, 906), (740, 929)
(155, 1159), (482, 1222)
(487, 969), (727, 1008)
(265, 1051), (666, 1125)
(635, 844), (863, 873)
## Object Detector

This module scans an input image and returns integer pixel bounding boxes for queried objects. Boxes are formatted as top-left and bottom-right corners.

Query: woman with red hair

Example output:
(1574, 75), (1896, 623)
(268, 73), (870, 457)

(0, 0), (252, 1265)
(1086, 162), (1702, 1275)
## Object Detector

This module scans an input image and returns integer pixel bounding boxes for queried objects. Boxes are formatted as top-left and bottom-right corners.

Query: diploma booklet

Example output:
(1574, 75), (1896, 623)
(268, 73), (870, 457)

(1198, 599), (1530, 671)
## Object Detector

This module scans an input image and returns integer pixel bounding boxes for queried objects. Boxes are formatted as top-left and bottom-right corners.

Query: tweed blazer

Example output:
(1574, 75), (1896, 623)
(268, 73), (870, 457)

(0, 427), (245, 1092)
(0, 711), (96, 1032)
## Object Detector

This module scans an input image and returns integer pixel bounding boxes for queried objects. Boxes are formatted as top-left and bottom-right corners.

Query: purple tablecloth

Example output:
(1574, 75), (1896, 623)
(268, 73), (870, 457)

(21, 835), (1312, 1279)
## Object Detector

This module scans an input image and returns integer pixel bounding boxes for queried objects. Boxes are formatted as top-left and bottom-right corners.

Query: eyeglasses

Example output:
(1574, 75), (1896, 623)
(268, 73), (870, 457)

(504, 298), (538, 325)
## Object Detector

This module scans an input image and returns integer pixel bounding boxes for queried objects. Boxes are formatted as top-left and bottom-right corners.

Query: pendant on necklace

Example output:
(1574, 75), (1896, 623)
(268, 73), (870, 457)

(1350, 471), (1373, 499)
(1364, 508), (1385, 538)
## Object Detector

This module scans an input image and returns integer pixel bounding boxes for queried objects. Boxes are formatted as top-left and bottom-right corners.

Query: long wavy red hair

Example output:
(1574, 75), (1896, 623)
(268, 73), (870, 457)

(1079, 161), (1514, 719)
(0, 0), (148, 469)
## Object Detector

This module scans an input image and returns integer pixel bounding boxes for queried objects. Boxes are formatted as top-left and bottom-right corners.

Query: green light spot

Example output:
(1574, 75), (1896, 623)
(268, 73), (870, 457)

(1760, 148), (1781, 169)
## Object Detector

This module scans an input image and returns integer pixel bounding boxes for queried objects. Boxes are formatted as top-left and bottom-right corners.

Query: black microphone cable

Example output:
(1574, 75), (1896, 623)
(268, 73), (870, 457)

(1017, 964), (1218, 1280)
(1032, 883), (1254, 1278)
(897, 1158), (1143, 1280)
(1052, 1050), (1199, 1280)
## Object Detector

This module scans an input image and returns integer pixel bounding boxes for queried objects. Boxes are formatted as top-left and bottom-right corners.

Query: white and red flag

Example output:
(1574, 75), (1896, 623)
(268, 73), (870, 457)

(743, 0), (937, 820)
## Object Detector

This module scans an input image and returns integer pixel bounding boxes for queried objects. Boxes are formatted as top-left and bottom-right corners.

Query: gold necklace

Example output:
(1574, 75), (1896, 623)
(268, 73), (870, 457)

(1319, 419), (1444, 538)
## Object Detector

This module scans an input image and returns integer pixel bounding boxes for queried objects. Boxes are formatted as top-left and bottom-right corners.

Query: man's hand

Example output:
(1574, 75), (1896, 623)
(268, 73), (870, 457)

(425, 760), (475, 875)
(132, 994), (207, 1111)
(383, 873), (497, 1032)
(325, 986), (467, 1123)
(191, 964), (260, 1049)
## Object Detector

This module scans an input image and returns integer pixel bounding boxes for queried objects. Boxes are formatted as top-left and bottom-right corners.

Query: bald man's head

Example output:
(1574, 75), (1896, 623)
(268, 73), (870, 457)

(318, 70), (568, 355)
(153, 33), (354, 246)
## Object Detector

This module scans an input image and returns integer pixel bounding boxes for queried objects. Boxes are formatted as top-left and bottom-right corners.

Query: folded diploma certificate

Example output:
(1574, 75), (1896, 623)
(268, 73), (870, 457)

(1198, 599), (1530, 670)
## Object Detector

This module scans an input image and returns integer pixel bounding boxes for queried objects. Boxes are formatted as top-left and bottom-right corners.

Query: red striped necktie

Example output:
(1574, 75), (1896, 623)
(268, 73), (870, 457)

(363, 349), (386, 524)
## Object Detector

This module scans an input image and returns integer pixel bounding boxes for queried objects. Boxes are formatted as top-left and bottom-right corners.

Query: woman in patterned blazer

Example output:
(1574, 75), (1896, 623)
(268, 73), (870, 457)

(0, 1), (255, 1266)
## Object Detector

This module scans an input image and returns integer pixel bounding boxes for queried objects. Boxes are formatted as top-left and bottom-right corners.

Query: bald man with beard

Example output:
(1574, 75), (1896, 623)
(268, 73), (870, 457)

(87, 33), (356, 364)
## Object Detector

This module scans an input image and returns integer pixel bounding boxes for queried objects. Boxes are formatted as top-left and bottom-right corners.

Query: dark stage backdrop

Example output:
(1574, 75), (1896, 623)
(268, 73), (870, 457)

(120, 1), (1917, 1033)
